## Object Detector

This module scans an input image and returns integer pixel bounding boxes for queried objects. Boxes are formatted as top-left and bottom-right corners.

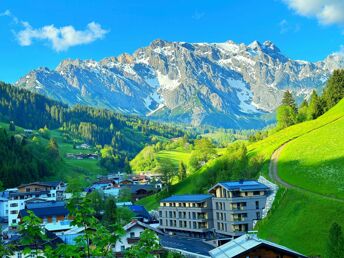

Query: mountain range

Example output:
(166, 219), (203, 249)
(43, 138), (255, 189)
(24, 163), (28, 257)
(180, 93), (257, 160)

(15, 39), (344, 128)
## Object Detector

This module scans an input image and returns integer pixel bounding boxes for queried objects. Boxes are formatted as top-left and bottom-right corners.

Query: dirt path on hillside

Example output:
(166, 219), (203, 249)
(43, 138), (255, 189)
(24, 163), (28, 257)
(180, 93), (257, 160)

(269, 141), (344, 203)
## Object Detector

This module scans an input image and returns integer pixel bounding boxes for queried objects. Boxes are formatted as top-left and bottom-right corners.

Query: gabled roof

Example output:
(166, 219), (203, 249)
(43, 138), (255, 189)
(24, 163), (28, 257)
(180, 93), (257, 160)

(209, 234), (307, 258)
(125, 184), (156, 194)
(161, 194), (212, 203)
(123, 220), (162, 234)
(208, 180), (269, 193)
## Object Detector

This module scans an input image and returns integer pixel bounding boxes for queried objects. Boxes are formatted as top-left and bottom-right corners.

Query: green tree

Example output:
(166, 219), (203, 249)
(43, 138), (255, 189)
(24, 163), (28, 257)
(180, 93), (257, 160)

(103, 197), (117, 226)
(67, 194), (121, 257)
(158, 160), (177, 192)
(322, 69), (344, 111)
(125, 230), (160, 258)
(189, 138), (217, 171)
(0, 225), (13, 257)
(307, 90), (322, 120)
(18, 210), (46, 257)
(281, 90), (297, 112)
(276, 105), (296, 130)
(178, 161), (187, 181)
(116, 207), (135, 226)
(326, 222), (344, 258)
(86, 190), (105, 219)
(297, 99), (308, 122)
(47, 138), (59, 159)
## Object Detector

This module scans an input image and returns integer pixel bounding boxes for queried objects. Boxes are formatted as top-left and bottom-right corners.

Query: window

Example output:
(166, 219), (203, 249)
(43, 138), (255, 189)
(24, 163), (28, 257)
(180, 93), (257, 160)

(159, 211), (162, 217)
(26, 188), (30, 192)
(10, 203), (18, 207)
(12, 219), (16, 224)
(52, 216), (57, 223)
(17, 252), (22, 258)
(120, 246), (125, 251)
(255, 201), (259, 209)
(130, 232), (135, 238)
(10, 210), (18, 214)
(256, 212), (260, 220)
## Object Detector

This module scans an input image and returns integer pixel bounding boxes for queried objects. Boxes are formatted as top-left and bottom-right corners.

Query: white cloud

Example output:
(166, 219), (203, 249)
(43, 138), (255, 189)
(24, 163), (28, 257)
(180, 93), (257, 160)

(283, 0), (344, 26)
(1, 10), (108, 51)
(17, 22), (108, 51)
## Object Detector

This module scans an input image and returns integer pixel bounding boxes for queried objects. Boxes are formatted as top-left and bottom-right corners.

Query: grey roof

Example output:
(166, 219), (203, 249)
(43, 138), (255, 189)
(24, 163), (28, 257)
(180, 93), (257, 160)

(161, 194), (212, 203)
(209, 234), (307, 258)
(160, 235), (213, 257)
(210, 180), (269, 192)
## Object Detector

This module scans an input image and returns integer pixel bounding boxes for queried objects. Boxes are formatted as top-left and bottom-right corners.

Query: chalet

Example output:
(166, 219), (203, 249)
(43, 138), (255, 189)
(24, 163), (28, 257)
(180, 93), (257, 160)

(114, 220), (162, 255)
(209, 233), (307, 258)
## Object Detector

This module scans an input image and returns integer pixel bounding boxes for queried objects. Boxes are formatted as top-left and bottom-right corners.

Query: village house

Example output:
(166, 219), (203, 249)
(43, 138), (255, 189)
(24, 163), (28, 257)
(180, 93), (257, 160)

(114, 220), (162, 255)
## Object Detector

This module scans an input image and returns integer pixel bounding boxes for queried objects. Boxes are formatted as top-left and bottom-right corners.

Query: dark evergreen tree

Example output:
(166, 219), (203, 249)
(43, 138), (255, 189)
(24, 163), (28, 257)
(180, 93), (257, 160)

(322, 69), (344, 111)
(281, 90), (297, 112)
(307, 90), (322, 120)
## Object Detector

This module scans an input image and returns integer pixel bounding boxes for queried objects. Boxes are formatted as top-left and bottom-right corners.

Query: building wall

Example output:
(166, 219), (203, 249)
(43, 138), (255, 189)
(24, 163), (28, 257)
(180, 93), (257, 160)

(158, 198), (213, 237)
(211, 186), (267, 236)
(0, 200), (8, 219)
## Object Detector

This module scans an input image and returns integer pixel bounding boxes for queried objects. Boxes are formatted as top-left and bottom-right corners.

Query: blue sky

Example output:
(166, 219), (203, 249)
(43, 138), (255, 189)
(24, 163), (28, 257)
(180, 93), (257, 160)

(0, 0), (344, 83)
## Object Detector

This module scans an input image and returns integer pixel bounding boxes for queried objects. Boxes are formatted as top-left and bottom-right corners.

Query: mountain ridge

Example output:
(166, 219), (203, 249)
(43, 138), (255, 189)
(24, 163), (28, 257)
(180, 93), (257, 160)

(15, 39), (344, 128)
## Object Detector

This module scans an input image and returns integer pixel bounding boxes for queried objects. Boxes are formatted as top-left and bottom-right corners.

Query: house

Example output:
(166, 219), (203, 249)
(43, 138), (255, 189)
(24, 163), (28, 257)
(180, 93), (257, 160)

(7, 181), (66, 228)
(127, 205), (153, 223)
(17, 181), (66, 200)
(158, 180), (269, 238)
(209, 233), (307, 258)
(114, 220), (162, 254)
(159, 194), (214, 238)
(119, 179), (134, 185)
(18, 201), (72, 232)
(126, 184), (157, 201)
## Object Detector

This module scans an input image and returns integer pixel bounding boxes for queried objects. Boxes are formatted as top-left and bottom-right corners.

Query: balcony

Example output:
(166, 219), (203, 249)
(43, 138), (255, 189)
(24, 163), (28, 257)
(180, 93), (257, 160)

(127, 237), (140, 244)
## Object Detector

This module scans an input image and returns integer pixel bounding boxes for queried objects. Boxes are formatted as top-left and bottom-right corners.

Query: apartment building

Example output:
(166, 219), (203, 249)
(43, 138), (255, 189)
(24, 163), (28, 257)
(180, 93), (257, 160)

(159, 194), (214, 238)
(158, 180), (269, 238)
(208, 180), (269, 236)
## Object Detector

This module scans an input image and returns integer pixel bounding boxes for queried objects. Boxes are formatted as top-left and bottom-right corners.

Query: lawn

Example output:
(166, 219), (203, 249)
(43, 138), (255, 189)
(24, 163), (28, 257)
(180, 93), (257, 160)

(257, 188), (344, 256)
(278, 116), (344, 199)
(155, 150), (190, 168)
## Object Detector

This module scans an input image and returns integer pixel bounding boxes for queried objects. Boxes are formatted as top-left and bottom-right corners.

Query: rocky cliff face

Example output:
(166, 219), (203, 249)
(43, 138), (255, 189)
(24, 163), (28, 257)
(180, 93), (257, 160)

(15, 39), (344, 128)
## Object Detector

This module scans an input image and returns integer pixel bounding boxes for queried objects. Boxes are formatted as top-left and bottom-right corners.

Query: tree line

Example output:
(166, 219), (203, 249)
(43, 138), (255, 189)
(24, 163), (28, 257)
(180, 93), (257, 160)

(0, 82), (185, 171)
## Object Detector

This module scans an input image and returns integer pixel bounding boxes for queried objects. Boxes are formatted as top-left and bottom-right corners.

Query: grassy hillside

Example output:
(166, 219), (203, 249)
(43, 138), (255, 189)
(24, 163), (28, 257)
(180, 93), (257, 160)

(278, 117), (344, 199)
(254, 99), (344, 256)
(155, 150), (190, 168)
(138, 99), (344, 256)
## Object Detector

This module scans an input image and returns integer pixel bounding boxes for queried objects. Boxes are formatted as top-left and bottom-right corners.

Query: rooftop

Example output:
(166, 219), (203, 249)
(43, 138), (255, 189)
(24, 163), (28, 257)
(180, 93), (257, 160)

(160, 235), (213, 257)
(19, 201), (69, 218)
(214, 180), (269, 192)
(161, 194), (212, 203)
(209, 234), (307, 258)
